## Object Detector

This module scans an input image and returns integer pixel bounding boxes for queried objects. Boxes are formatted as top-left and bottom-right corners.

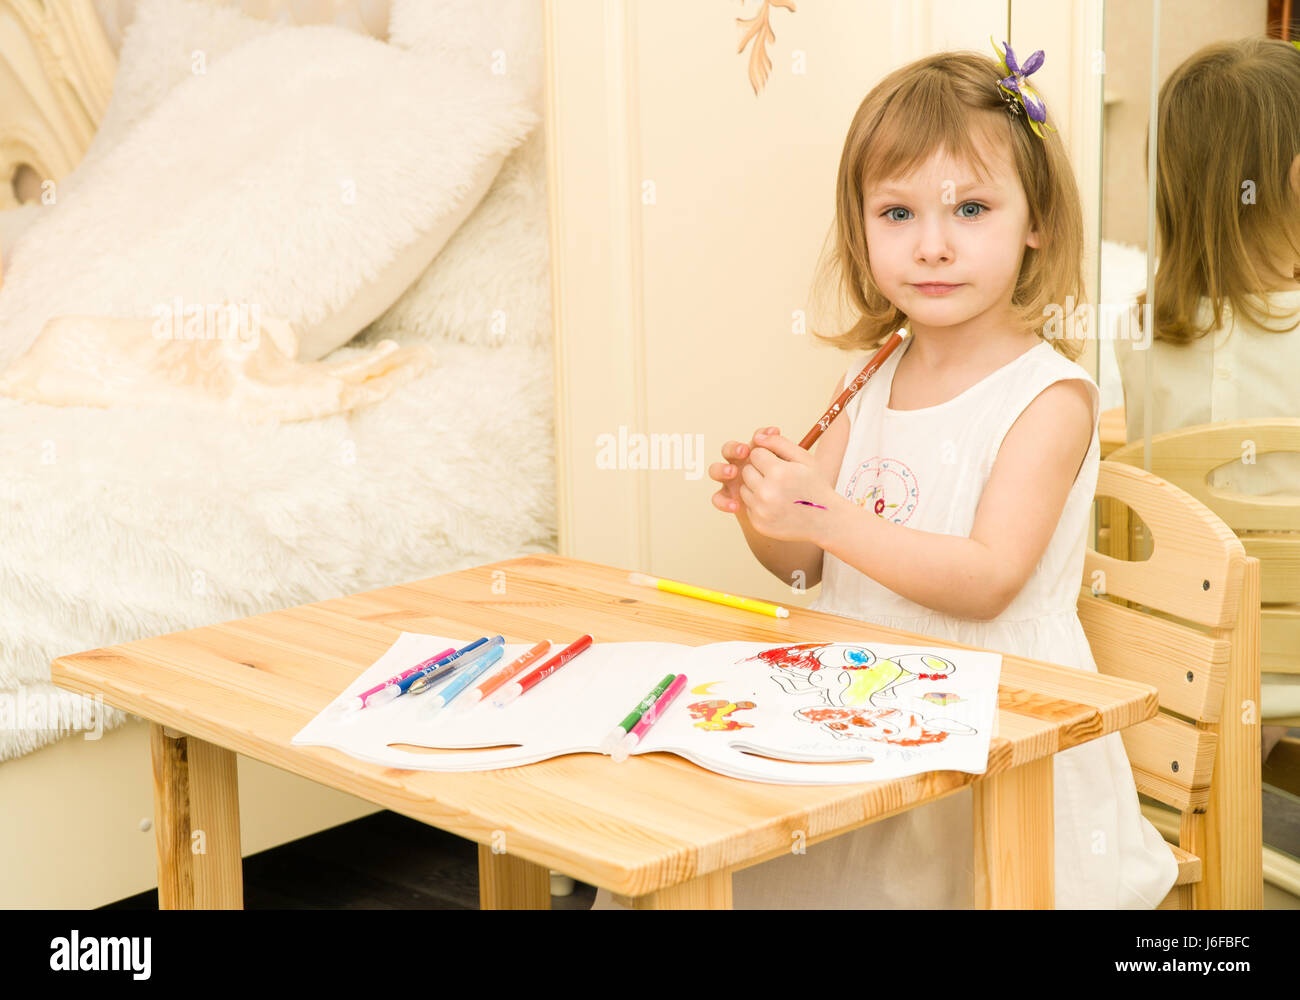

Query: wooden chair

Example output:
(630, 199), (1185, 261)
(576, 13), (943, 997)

(1105, 420), (1300, 734)
(1078, 460), (1261, 908)
(1099, 405), (1126, 459)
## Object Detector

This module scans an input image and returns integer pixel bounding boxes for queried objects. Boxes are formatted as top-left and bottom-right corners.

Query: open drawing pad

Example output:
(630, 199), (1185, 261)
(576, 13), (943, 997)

(292, 633), (1003, 785)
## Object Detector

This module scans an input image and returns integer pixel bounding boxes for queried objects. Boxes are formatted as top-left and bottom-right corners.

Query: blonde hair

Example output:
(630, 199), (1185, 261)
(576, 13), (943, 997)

(1140, 38), (1300, 343)
(808, 50), (1086, 361)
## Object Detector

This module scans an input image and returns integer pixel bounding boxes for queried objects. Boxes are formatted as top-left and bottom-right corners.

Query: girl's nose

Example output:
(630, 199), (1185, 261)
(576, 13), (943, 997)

(913, 219), (954, 265)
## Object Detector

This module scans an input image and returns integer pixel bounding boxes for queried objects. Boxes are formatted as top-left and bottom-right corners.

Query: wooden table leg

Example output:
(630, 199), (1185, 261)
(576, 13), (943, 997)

(150, 724), (243, 909)
(611, 871), (733, 909)
(973, 756), (1054, 909)
(478, 845), (552, 909)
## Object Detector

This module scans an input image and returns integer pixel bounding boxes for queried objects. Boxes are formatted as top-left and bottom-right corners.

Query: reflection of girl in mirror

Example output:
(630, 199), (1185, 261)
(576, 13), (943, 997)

(1114, 38), (1300, 763)
(676, 46), (1178, 912)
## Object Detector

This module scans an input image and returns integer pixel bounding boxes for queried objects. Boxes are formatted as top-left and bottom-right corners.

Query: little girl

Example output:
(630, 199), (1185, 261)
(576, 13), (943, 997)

(1113, 38), (1300, 759)
(593, 45), (1178, 910)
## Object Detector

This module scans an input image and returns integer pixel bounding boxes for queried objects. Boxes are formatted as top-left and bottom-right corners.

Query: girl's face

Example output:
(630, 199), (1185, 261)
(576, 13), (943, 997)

(863, 134), (1040, 342)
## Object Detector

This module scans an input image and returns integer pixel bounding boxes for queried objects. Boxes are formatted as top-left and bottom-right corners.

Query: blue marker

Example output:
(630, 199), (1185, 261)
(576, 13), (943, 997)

(425, 644), (505, 715)
(407, 636), (504, 696)
(366, 637), (489, 708)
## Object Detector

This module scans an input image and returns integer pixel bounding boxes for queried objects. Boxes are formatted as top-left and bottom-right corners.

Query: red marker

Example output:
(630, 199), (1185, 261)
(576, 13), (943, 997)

(492, 633), (594, 707)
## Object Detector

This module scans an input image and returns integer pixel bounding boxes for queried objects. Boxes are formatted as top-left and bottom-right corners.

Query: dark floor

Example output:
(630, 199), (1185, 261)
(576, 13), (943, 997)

(101, 810), (598, 910)
(101, 775), (1300, 910)
(1264, 781), (1300, 864)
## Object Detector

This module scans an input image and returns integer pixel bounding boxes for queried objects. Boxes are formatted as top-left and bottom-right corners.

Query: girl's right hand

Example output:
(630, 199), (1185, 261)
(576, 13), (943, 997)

(709, 426), (779, 514)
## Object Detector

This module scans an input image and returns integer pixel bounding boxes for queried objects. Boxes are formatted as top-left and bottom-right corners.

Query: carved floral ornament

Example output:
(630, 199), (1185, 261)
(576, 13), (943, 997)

(737, 0), (796, 95)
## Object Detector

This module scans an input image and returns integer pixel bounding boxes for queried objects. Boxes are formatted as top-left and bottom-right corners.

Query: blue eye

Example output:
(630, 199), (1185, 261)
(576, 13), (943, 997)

(880, 202), (987, 222)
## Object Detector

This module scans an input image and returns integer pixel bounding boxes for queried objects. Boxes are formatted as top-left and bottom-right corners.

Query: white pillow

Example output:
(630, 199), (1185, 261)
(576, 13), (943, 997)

(364, 125), (551, 351)
(1, 0), (267, 253)
(88, 1), (277, 165)
(0, 203), (42, 255)
(389, 0), (544, 114)
(0, 0), (535, 368)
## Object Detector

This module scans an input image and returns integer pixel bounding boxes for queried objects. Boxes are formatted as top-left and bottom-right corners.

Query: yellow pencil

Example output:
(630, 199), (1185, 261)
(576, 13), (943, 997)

(628, 572), (789, 618)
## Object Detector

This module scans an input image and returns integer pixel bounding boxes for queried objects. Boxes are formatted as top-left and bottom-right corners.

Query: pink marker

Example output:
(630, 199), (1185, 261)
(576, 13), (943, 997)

(335, 647), (456, 712)
(611, 674), (688, 763)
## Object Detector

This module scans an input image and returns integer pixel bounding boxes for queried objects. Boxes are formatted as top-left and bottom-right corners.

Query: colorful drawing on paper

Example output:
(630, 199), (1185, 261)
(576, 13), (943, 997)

(739, 642), (976, 748)
(295, 634), (1002, 785)
(794, 706), (971, 746)
(688, 699), (757, 731)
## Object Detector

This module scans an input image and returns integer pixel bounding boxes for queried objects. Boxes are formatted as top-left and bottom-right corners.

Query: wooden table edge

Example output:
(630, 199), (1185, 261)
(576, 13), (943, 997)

(49, 651), (1159, 902)
(47, 552), (1163, 902)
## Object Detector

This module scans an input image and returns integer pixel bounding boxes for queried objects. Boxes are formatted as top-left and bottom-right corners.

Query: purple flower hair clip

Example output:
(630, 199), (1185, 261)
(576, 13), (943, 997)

(990, 36), (1055, 139)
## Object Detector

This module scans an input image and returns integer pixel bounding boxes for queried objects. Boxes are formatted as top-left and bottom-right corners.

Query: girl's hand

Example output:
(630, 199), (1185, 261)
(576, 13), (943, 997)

(709, 426), (780, 514)
(740, 432), (839, 542)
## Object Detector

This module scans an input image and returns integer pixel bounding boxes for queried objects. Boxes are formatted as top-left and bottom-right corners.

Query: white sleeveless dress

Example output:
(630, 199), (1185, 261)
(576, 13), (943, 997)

(592, 337), (1178, 910)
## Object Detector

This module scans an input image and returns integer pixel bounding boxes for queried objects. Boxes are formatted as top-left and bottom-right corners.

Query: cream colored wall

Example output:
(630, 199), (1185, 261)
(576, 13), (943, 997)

(549, 0), (1103, 606)
(0, 720), (376, 908)
(635, 0), (913, 606)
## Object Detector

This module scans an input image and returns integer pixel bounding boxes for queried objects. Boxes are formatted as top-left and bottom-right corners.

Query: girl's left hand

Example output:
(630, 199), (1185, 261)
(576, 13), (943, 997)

(739, 432), (838, 542)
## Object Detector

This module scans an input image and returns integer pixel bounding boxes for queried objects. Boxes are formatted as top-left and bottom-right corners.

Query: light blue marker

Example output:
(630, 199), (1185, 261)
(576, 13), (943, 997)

(426, 644), (506, 716)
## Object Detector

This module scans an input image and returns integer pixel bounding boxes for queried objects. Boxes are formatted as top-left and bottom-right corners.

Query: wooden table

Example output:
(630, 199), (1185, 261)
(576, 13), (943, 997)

(50, 554), (1160, 910)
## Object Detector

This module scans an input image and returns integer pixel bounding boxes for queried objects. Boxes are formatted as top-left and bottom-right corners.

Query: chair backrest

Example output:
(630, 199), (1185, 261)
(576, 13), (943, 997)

(1108, 419), (1300, 719)
(1078, 460), (1261, 908)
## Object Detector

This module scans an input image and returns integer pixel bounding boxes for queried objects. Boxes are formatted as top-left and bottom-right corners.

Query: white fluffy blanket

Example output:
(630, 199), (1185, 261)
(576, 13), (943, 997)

(0, 124), (556, 762)
(0, 337), (556, 760)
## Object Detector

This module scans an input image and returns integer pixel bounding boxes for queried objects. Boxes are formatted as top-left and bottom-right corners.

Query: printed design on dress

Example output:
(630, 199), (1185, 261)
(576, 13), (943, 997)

(735, 642), (976, 747)
(844, 456), (919, 525)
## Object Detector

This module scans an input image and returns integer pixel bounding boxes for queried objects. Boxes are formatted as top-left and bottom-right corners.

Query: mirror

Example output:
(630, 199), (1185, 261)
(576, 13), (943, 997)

(1100, 0), (1300, 866)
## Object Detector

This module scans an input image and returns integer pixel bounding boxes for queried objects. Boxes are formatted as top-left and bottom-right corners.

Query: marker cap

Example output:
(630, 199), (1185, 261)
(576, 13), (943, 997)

(492, 682), (523, 708)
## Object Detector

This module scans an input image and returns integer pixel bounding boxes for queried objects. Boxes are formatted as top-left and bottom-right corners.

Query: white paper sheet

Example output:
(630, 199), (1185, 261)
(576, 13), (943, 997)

(291, 633), (1002, 785)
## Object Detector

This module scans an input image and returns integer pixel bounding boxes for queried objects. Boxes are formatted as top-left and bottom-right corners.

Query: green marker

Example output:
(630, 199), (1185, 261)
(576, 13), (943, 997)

(600, 674), (677, 755)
